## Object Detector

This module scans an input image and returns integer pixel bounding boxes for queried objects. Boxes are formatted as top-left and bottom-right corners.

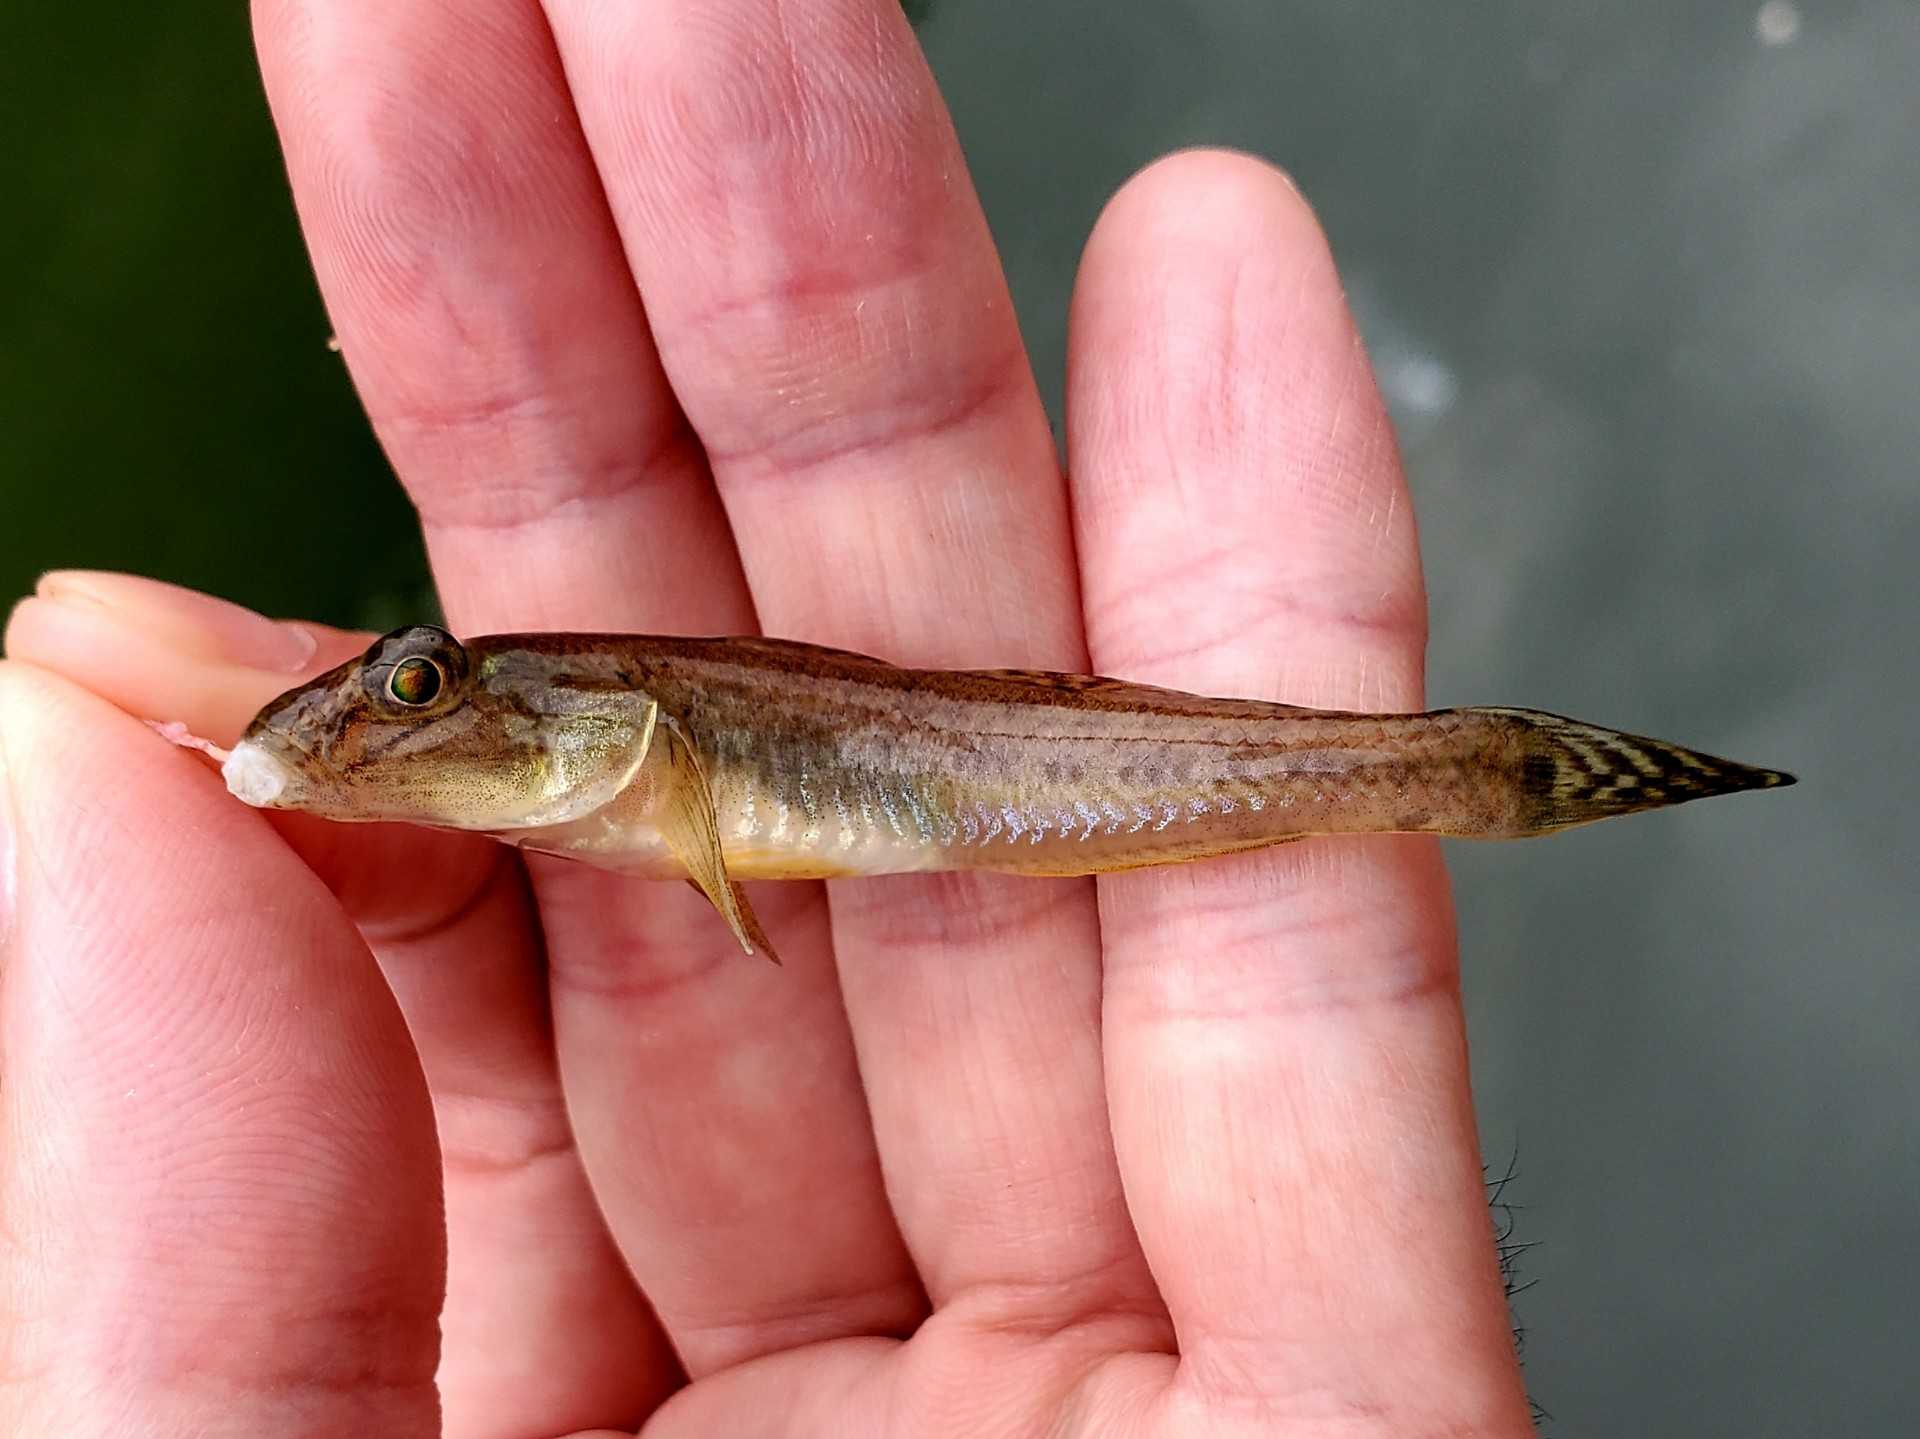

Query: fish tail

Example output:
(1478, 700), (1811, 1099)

(1474, 707), (1796, 835)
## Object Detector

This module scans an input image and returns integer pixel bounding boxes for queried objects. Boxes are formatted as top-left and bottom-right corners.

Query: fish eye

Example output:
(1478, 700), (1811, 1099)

(387, 656), (444, 707)
(362, 625), (470, 711)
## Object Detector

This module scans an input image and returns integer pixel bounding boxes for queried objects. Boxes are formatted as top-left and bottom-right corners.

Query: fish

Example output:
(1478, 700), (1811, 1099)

(220, 624), (1796, 961)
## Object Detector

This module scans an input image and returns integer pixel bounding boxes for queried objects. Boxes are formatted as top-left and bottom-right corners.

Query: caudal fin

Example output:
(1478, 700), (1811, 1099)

(1478, 707), (1796, 834)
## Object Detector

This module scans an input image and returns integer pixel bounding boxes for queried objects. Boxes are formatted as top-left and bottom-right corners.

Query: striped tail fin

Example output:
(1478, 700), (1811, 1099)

(1475, 707), (1796, 834)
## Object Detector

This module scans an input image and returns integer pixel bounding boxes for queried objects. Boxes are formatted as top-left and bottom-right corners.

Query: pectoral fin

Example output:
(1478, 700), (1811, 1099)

(655, 717), (780, 964)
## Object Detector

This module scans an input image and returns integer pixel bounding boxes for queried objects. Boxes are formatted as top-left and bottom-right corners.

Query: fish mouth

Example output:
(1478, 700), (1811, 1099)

(222, 732), (336, 810)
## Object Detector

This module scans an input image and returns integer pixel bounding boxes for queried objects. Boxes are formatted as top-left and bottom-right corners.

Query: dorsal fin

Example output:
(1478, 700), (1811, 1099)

(965, 669), (1322, 719)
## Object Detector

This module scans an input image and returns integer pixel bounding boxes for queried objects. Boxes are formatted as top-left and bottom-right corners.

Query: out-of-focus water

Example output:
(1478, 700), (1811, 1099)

(924, 3), (1916, 1430)
(5, 2), (1916, 1432)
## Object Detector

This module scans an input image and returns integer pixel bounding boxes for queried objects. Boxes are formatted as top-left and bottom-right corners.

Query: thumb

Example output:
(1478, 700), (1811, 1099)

(0, 662), (444, 1436)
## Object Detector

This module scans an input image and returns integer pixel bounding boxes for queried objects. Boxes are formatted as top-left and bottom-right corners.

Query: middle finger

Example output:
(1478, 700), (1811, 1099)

(544, 0), (1164, 1340)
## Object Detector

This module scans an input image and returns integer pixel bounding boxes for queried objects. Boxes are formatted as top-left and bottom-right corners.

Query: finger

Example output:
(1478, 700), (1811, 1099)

(5, 572), (680, 1435)
(545, 0), (1161, 1335)
(257, 0), (914, 1384)
(543, 0), (1070, 649)
(7, 570), (360, 735)
(1067, 152), (1532, 1428)
(253, 0), (734, 631)
(0, 663), (443, 1434)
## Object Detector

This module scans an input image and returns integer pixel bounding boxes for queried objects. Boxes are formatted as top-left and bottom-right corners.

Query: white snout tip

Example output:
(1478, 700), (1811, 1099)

(222, 739), (292, 807)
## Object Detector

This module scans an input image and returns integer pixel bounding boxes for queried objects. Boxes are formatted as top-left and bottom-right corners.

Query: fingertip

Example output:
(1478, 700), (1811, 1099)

(1071, 149), (1357, 435)
(34, 569), (331, 671)
(3, 579), (365, 744)
(1089, 147), (1325, 257)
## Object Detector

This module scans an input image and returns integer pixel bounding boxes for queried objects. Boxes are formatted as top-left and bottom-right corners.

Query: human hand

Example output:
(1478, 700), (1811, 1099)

(0, 2), (1534, 1434)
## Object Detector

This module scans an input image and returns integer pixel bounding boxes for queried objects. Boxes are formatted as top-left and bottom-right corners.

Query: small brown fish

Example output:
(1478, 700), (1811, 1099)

(221, 625), (1795, 960)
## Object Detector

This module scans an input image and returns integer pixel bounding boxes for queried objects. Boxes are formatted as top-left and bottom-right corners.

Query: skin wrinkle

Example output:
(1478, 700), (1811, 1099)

(680, 285), (1028, 464)
(937, 1273), (1177, 1354)
(539, 916), (740, 1008)
(1087, 570), (1428, 660)
(1101, 901), (1460, 1035)
(1174, 1302), (1510, 1436)
(1105, 940), (1459, 1035)
(1174, 1356), (1394, 1431)
(668, 1275), (927, 1353)
(140, 1290), (446, 1395)
(429, 1092), (579, 1183)
(378, 385), (700, 539)
(1050, 1354), (1175, 1439)
(371, 390), (698, 519)
(1116, 826), (1434, 905)
(1087, 579), (1424, 706)
(829, 871), (1092, 951)
(701, 337), (1036, 477)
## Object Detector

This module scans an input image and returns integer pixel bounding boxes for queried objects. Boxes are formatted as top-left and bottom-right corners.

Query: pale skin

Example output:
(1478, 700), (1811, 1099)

(0, 1), (1540, 1434)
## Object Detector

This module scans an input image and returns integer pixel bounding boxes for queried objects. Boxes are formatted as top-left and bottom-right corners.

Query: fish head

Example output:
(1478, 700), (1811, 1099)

(222, 625), (659, 830)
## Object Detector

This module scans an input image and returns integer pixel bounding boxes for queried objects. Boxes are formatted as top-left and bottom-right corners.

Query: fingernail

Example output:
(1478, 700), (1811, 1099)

(36, 572), (320, 674)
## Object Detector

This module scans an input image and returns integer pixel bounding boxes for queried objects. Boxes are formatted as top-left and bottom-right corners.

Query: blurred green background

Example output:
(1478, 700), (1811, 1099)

(5, 1), (1916, 1433)
(1, 4), (430, 628)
